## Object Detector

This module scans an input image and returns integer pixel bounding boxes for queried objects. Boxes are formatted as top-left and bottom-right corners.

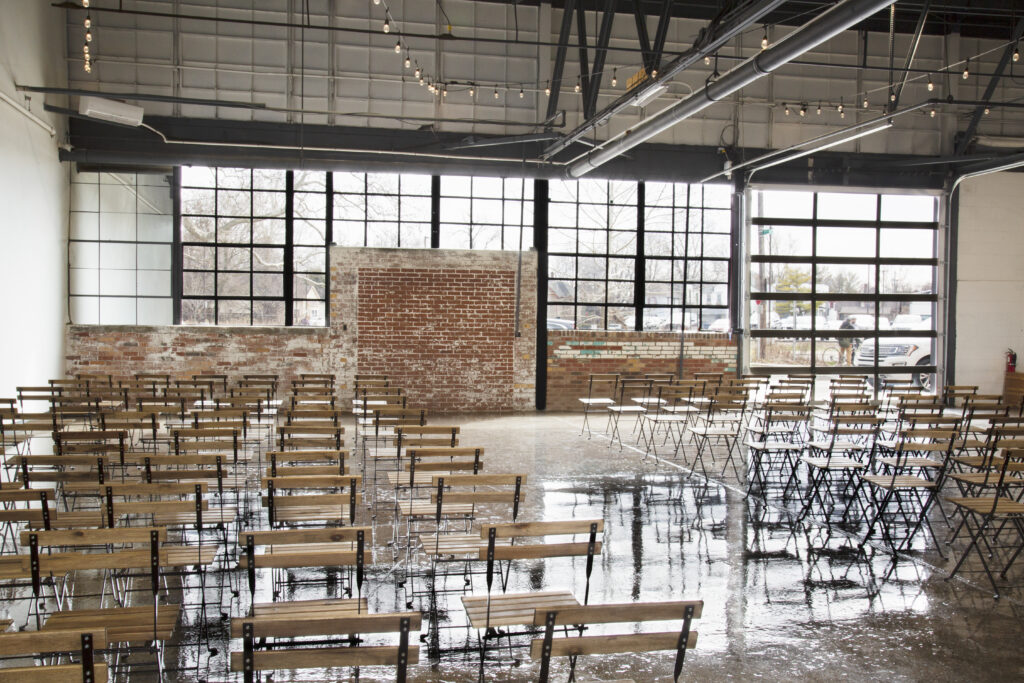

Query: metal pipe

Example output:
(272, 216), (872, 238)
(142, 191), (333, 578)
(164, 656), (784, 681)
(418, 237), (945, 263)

(138, 123), (563, 167)
(17, 85), (267, 110)
(543, 0), (787, 159)
(567, 0), (905, 178)
(701, 101), (932, 183)
(0, 89), (56, 137)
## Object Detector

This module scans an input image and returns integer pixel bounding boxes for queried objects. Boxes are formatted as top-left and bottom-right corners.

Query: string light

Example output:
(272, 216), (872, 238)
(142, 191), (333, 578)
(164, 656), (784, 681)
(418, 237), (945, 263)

(519, 87), (524, 99)
(816, 102), (822, 115)
(394, 41), (401, 54)
(984, 106), (990, 115)
(493, 88), (499, 99)
(962, 59), (969, 79)
(84, 62), (91, 73)
(404, 54), (411, 69)
(469, 85), (475, 97)
(442, 85), (447, 98)
(83, 43), (89, 55)
(761, 26), (769, 50)
(545, 81), (551, 96)
(383, 18), (390, 33)
(863, 96), (869, 108)
(414, 65), (421, 79)
(82, 0), (88, 6)
(611, 69), (617, 87)
(704, 55), (711, 65)
(930, 107), (936, 118)
(574, 76), (580, 93)
(84, 16), (91, 29)
(1015, 44), (1020, 63)
(419, 76), (424, 86)
(927, 74), (934, 92)
(837, 99), (844, 114)
(799, 104), (806, 117)
(651, 68), (658, 78)
(783, 103), (790, 116)
(889, 90), (896, 102)
(840, 109), (845, 119)
(85, 30), (92, 42)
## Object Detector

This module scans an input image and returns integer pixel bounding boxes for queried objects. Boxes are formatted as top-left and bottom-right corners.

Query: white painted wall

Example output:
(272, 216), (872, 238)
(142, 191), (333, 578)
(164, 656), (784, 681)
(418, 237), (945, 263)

(955, 172), (1024, 394)
(0, 1), (69, 397)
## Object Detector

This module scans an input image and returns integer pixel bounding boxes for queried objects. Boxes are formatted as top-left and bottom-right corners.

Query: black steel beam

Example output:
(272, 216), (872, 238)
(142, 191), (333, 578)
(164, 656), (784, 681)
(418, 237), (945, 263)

(632, 1), (655, 73)
(576, 5), (592, 118)
(891, 0), (931, 109)
(546, 0), (578, 123)
(650, 0), (674, 73)
(585, 0), (617, 120)
(955, 14), (1024, 155)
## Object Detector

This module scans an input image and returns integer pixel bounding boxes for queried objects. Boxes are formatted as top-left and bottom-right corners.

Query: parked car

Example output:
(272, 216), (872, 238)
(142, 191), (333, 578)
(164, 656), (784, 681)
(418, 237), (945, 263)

(854, 336), (933, 390)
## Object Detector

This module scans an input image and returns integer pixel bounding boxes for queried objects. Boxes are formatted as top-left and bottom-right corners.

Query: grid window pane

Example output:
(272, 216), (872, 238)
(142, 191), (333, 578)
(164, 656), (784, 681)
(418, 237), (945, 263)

(181, 168), (328, 326)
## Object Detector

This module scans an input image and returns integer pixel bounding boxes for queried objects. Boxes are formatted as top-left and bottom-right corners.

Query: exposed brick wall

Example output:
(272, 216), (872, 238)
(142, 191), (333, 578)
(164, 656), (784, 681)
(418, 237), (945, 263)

(65, 326), (338, 391)
(334, 248), (536, 412)
(66, 247), (538, 412)
(545, 330), (738, 411)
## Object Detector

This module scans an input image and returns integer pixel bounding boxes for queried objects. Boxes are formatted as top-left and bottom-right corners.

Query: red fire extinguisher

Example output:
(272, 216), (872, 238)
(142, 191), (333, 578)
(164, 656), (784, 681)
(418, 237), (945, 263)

(1007, 348), (1017, 373)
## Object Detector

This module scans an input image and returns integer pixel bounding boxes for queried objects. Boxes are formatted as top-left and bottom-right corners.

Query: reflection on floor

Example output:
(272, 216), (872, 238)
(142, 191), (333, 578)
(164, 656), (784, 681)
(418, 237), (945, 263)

(5, 412), (1024, 681)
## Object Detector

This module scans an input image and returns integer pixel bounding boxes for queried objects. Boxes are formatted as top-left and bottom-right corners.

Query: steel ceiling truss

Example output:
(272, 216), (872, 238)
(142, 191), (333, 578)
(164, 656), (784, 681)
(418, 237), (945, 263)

(955, 14), (1024, 155)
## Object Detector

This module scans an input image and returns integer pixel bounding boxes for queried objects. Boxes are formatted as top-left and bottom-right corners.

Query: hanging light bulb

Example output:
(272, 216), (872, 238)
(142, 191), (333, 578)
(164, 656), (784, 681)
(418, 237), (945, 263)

(761, 26), (769, 50)
(383, 18), (390, 34)
(414, 65), (421, 79)
(840, 110), (845, 119)
(82, 0), (89, 6)
(930, 107), (936, 118)
(404, 54), (411, 69)
(984, 106), (990, 115)
(394, 41), (401, 54)
(799, 104), (806, 117)
(816, 102), (822, 116)
(494, 88), (499, 99)
(469, 85), (475, 97)
(442, 85), (447, 98)
(545, 81), (551, 96)
(889, 90), (896, 102)
(863, 96), (869, 108)
(84, 15), (91, 29)
(927, 74), (934, 92)
(574, 76), (580, 93)
(519, 87), (524, 99)
(85, 30), (92, 42)
(373, 0), (380, 4)
(83, 43), (89, 55)
(609, 69), (616, 87)
(84, 61), (92, 73)
(419, 76), (424, 86)
(651, 69), (658, 78)
(704, 55), (711, 66)
(783, 103), (790, 116)
(837, 99), (844, 114)
(1015, 45), (1020, 63)
(962, 59), (969, 79)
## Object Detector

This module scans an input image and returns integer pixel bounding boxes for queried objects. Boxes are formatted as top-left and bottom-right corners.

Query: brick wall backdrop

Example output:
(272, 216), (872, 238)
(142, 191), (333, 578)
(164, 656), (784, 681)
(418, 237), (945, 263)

(545, 330), (738, 411)
(333, 249), (537, 412)
(66, 247), (537, 412)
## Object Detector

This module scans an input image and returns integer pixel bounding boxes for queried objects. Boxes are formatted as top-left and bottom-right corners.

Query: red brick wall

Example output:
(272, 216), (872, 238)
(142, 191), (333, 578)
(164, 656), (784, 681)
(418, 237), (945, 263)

(65, 247), (538, 412)
(357, 268), (516, 411)
(546, 330), (737, 411)
(65, 326), (339, 392)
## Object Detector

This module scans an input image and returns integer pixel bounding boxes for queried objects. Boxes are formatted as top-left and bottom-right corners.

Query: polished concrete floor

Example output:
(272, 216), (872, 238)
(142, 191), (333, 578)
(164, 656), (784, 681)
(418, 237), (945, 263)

(7, 412), (1024, 681)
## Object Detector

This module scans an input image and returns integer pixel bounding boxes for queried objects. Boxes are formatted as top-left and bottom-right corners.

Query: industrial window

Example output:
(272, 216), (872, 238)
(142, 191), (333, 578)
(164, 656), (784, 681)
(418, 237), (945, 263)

(179, 167), (328, 326)
(748, 189), (940, 388)
(546, 179), (732, 331)
(332, 172), (432, 248)
(439, 176), (534, 250)
(644, 182), (732, 331)
(69, 171), (174, 325)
